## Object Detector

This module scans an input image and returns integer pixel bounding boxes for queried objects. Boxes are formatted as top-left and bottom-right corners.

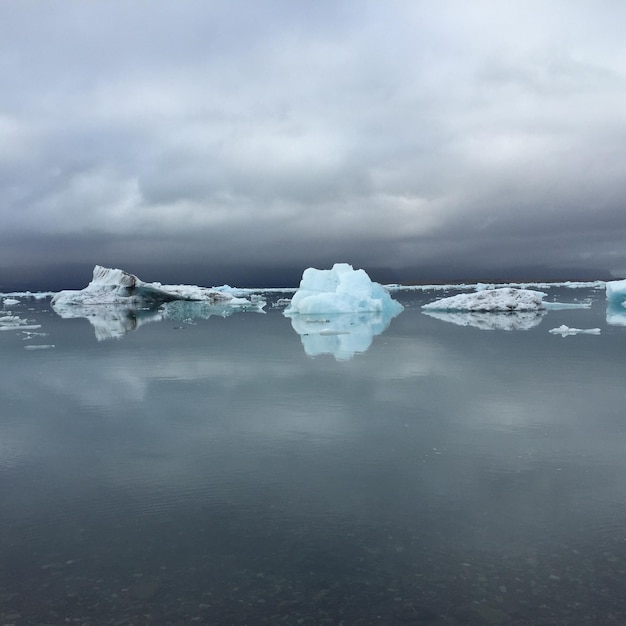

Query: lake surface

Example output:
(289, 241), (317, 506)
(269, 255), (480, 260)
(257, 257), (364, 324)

(2, 286), (626, 625)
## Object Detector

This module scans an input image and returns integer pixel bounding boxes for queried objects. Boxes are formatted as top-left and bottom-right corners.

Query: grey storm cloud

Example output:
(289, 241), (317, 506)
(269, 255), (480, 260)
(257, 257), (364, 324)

(2, 0), (626, 288)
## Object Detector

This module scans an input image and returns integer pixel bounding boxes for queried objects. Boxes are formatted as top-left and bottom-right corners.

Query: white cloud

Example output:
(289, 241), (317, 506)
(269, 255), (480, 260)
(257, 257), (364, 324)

(2, 1), (626, 284)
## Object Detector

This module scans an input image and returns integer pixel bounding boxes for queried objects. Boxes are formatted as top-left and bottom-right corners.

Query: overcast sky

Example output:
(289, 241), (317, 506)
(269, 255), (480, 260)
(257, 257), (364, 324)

(2, 1), (626, 289)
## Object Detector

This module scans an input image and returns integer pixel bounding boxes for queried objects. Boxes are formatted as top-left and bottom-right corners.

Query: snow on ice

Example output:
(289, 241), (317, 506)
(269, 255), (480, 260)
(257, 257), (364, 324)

(51, 265), (260, 308)
(422, 287), (547, 312)
(50, 266), (266, 340)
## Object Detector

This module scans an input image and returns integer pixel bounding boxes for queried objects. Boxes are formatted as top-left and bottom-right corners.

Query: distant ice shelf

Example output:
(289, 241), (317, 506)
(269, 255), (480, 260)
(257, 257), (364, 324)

(389, 280), (606, 292)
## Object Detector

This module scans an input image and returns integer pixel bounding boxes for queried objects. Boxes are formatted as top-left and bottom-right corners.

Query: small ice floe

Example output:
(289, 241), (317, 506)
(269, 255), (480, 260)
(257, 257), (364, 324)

(2, 297), (20, 307)
(548, 325), (601, 337)
(24, 344), (55, 350)
(0, 315), (41, 331)
(272, 298), (293, 308)
(543, 301), (592, 310)
(21, 331), (48, 339)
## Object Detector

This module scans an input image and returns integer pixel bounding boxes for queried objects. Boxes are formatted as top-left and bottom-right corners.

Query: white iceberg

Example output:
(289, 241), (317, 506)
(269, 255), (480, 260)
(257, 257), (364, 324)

(284, 263), (403, 316)
(50, 265), (265, 340)
(549, 325), (601, 336)
(422, 287), (546, 312)
(423, 309), (545, 331)
(2, 297), (20, 307)
(51, 265), (253, 308)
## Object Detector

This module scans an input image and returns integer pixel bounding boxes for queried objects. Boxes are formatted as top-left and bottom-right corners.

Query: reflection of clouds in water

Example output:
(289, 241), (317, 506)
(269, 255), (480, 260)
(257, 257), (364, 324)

(5, 294), (626, 503)
(422, 309), (546, 331)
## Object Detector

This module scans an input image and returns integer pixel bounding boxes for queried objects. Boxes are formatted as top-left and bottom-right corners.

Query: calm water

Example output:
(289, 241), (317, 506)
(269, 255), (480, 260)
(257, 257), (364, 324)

(2, 287), (626, 625)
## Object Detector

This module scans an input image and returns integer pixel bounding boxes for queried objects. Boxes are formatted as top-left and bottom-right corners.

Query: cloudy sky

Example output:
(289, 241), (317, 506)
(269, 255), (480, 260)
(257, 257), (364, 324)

(2, 1), (626, 289)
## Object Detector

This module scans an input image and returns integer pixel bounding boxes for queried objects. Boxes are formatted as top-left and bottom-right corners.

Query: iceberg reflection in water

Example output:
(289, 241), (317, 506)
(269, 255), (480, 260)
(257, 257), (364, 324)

(52, 298), (266, 341)
(287, 310), (396, 360)
(51, 303), (165, 341)
(422, 309), (546, 331)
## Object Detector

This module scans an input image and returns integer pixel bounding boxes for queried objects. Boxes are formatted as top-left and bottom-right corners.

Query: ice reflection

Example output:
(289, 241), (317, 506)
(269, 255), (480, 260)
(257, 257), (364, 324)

(51, 298), (266, 341)
(51, 302), (165, 340)
(606, 302), (626, 327)
(422, 309), (546, 331)
(288, 310), (396, 360)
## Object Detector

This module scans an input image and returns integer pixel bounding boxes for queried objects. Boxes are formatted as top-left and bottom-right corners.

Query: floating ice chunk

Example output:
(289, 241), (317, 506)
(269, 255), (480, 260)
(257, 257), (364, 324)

(549, 325), (601, 336)
(24, 344), (55, 350)
(543, 301), (592, 310)
(0, 315), (22, 325)
(0, 314), (40, 331)
(606, 279), (626, 305)
(51, 265), (250, 307)
(423, 309), (545, 331)
(284, 263), (403, 316)
(3, 297), (20, 307)
(422, 288), (546, 312)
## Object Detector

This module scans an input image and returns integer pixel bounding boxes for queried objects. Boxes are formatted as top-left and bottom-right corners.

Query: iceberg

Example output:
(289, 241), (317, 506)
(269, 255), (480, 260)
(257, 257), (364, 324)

(549, 325), (601, 336)
(422, 287), (546, 312)
(283, 264), (402, 360)
(51, 265), (251, 307)
(284, 263), (403, 316)
(50, 266), (266, 340)
(606, 279), (626, 305)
